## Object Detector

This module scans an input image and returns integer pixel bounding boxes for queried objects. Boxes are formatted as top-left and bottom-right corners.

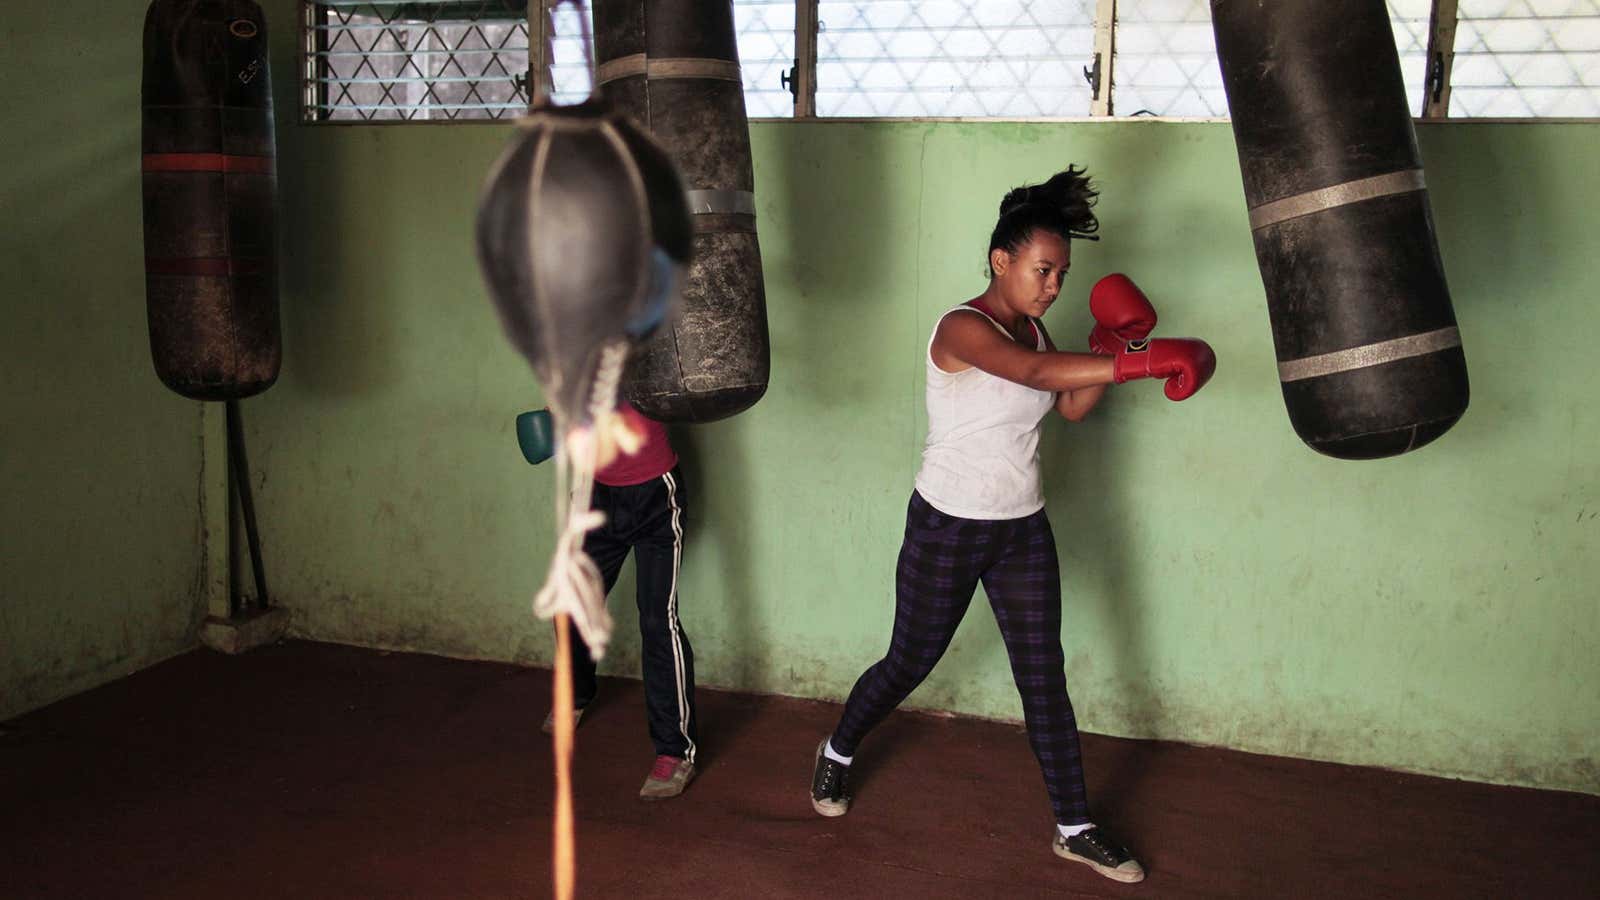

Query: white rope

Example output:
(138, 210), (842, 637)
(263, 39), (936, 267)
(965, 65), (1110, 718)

(531, 340), (632, 660)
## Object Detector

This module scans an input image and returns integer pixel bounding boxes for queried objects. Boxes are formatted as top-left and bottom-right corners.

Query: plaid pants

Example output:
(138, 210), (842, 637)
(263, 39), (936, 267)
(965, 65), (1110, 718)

(831, 491), (1090, 825)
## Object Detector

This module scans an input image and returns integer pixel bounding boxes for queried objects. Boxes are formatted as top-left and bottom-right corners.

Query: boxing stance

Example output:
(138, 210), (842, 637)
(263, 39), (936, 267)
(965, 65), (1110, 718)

(808, 166), (1214, 884)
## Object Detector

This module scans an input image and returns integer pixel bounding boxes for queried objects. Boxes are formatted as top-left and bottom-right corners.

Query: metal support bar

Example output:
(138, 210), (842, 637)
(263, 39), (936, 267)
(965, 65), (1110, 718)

(226, 400), (271, 613)
(794, 0), (819, 118)
(200, 402), (231, 619)
(1422, 0), (1460, 118)
(1089, 0), (1117, 116)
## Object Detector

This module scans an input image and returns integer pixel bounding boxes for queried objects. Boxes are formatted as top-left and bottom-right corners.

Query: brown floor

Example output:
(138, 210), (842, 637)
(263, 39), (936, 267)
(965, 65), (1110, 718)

(1, 642), (1595, 899)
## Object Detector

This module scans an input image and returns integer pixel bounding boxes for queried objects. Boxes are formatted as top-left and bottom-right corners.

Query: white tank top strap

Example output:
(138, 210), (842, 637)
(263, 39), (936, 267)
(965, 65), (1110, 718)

(926, 305), (1046, 376)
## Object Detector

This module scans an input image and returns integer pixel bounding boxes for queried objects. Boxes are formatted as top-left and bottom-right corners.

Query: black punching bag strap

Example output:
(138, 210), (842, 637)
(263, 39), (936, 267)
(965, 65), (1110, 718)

(685, 188), (756, 234)
(1248, 169), (1427, 231)
(597, 54), (742, 84)
(686, 188), (755, 215)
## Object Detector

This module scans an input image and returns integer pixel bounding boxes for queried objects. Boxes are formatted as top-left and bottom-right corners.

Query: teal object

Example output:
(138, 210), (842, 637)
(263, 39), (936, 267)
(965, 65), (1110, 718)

(515, 409), (555, 465)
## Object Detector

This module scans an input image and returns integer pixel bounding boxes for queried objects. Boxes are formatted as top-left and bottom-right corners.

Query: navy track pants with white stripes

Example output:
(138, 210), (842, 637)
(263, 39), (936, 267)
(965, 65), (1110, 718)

(568, 467), (698, 763)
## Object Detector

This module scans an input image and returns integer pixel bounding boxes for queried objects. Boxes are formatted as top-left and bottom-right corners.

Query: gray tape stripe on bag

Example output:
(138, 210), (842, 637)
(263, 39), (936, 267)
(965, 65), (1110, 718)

(597, 54), (742, 85)
(685, 189), (756, 216)
(1278, 327), (1462, 382)
(1249, 170), (1427, 231)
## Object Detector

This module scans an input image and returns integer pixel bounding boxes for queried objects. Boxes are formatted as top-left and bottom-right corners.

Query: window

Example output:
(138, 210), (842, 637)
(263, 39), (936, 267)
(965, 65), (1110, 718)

(1388, 0), (1436, 115)
(303, 1), (530, 121)
(814, 0), (1097, 117)
(1111, 0), (1225, 117)
(543, 1), (593, 104)
(540, 1), (797, 115)
(1446, 0), (1600, 117)
(797, 0), (1487, 118)
(302, 0), (1599, 121)
(736, 1), (801, 117)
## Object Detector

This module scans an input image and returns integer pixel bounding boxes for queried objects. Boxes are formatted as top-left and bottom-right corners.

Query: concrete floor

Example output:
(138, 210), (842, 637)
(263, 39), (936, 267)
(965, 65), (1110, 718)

(2, 642), (1596, 898)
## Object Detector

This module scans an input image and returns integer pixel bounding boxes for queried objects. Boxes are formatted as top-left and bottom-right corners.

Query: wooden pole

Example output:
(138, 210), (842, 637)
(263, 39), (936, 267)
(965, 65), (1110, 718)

(553, 612), (576, 900)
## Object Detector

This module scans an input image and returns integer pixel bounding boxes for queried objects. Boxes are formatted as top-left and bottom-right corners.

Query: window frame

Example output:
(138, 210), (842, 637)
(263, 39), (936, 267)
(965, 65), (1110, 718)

(302, 0), (1600, 124)
(300, 0), (536, 124)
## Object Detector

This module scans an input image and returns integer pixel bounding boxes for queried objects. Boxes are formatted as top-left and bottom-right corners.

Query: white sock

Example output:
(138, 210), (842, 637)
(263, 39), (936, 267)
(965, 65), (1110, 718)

(823, 740), (853, 766)
(1057, 821), (1095, 840)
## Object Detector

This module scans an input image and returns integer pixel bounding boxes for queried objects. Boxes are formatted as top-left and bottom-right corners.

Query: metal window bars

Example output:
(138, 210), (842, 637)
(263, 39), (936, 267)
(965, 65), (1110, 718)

(302, 1), (531, 121)
(305, 0), (1600, 122)
(812, 0), (1100, 117)
(1442, 0), (1600, 118)
(1110, 0), (1222, 118)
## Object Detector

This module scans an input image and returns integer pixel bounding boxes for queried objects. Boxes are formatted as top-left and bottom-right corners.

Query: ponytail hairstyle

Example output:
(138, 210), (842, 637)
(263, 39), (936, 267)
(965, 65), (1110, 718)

(987, 165), (1099, 271)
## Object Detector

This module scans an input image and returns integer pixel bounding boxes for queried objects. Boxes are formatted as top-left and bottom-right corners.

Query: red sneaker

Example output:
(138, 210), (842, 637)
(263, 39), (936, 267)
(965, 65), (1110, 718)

(639, 754), (694, 799)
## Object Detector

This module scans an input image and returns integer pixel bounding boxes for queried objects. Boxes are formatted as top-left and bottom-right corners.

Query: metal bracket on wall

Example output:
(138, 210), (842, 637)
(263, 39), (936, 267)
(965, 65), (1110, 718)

(226, 400), (271, 617)
(198, 400), (286, 656)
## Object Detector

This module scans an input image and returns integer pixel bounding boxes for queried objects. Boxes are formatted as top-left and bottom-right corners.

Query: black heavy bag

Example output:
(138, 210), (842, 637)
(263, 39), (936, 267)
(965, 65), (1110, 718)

(476, 101), (692, 431)
(1211, 0), (1469, 459)
(594, 0), (770, 423)
(141, 0), (281, 400)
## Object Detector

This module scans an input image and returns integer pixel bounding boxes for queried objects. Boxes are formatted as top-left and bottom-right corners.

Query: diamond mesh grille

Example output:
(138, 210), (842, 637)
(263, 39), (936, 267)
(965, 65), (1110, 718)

(1450, 0), (1600, 116)
(814, 0), (1099, 117)
(305, 2), (1600, 122)
(305, 1), (530, 121)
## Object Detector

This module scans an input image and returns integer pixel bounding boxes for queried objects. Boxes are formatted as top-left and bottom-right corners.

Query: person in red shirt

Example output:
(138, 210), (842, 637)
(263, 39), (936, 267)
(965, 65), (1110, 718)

(539, 401), (698, 799)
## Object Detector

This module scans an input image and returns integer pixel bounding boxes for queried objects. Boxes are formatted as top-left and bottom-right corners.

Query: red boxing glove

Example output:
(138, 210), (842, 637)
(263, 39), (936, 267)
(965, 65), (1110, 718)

(1113, 338), (1217, 401)
(1087, 273), (1158, 355)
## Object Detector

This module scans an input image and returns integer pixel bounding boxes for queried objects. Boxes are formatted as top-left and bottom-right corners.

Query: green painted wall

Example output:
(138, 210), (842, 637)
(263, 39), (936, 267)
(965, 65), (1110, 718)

(1, 2), (207, 719)
(250, 48), (1600, 797)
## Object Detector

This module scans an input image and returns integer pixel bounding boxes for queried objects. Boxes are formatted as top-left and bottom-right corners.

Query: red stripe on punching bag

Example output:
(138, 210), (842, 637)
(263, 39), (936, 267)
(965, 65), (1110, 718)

(142, 153), (275, 174)
(144, 257), (271, 277)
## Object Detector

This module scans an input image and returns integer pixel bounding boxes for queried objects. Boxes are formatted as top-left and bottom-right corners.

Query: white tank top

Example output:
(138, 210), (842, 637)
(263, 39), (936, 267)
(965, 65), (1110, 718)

(913, 305), (1056, 520)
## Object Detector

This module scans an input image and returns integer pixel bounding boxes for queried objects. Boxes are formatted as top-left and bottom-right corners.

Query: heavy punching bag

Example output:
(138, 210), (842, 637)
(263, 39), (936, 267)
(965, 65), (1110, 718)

(1211, 0), (1469, 459)
(593, 0), (770, 422)
(142, 0), (281, 401)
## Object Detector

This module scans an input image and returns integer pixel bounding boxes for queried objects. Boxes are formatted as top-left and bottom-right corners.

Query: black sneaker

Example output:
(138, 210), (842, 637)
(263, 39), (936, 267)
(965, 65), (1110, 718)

(1052, 827), (1145, 883)
(810, 740), (852, 817)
